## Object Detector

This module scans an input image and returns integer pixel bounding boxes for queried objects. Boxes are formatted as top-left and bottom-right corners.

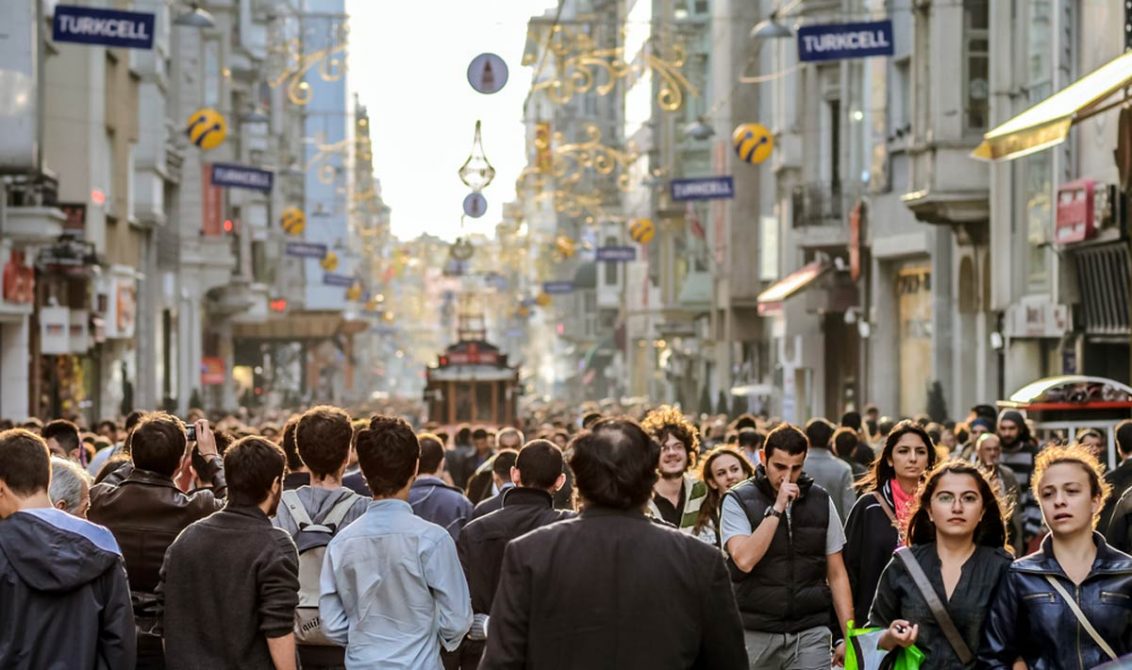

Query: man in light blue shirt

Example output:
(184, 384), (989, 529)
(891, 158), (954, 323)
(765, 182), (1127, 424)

(320, 415), (472, 669)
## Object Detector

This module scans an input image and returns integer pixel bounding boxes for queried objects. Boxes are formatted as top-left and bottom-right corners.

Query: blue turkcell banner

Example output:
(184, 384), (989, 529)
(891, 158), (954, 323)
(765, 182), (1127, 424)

(285, 242), (327, 259)
(595, 246), (637, 262)
(797, 20), (894, 62)
(543, 281), (575, 295)
(670, 176), (734, 202)
(323, 273), (354, 287)
(53, 5), (155, 50)
(210, 163), (274, 192)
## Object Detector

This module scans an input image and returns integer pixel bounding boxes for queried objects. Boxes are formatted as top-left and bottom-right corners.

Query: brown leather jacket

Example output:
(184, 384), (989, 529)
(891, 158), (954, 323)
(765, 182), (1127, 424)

(88, 465), (225, 602)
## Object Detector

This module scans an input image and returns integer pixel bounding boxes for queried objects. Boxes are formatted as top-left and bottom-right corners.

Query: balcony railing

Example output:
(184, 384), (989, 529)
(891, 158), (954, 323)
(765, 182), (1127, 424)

(791, 182), (847, 228)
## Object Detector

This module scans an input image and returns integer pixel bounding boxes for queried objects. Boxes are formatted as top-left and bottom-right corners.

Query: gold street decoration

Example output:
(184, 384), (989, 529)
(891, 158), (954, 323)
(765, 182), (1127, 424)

(629, 218), (655, 244)
(186, 108), (227, 151)
(524, 24), (697, 111)
(266, 19), (349, 106)
(458, 121), (496, 192)
(281, 207), (305, 236)
(320, 251), (339, 272)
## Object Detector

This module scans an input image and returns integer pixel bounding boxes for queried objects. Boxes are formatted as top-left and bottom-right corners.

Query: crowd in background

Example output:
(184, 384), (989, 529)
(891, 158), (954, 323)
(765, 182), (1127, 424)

(0, 399), (1131, 669)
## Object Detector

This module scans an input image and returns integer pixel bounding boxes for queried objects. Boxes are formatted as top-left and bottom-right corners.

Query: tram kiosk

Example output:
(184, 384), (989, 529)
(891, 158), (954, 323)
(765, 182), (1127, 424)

(997, 375), (1132, 469)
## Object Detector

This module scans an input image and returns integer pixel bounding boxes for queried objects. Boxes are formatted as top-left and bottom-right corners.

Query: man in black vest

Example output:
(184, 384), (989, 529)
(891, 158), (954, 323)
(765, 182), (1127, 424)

(721, 423), (853, 669)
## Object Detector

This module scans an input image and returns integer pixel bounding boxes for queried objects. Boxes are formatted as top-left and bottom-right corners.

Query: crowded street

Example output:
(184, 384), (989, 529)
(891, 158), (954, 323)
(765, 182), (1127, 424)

(2, 0), (1132, 668)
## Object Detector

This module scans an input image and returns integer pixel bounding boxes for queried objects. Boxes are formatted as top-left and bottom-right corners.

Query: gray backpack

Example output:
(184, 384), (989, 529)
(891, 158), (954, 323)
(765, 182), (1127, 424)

(280, 489), (357, 646)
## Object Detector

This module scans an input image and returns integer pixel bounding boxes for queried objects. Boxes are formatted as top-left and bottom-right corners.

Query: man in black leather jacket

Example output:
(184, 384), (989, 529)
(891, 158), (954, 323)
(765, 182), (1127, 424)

(88, 413), (225, 669)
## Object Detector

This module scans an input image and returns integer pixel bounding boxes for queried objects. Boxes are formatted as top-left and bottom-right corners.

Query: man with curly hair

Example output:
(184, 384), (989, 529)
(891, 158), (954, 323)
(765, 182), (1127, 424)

(641, 406), (709, 533)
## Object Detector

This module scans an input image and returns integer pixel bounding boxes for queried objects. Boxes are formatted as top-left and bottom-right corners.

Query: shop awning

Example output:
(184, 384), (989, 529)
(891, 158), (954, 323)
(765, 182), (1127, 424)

(756, 261), (830, 315)
(232, 311), (349, 340)
(972, 50), (1132, 161)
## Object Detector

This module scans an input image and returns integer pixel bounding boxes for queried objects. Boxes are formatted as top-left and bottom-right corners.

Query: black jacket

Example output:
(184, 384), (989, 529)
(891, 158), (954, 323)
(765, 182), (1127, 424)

(1102, 459), (1132, 543)
(457, 487), (573, 614)
(481, 506), (747, 669)
(844, 480), (902, 623)
(0, 508), (136, 669)
(158, 504), (300, 670)
(979, 532), (1132, 669)
(725, 467), (833, 633)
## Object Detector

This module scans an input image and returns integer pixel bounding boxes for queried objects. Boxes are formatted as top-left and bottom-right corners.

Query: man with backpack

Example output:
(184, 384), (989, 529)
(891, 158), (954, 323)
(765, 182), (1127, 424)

(273, 406), (370, 670)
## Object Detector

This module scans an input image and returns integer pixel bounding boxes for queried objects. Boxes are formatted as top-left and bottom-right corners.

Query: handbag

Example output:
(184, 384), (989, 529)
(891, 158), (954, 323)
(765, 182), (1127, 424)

(1044, 575), (1118, 661)
(895, 547), (974, 665)
(845, 619), (925, 670)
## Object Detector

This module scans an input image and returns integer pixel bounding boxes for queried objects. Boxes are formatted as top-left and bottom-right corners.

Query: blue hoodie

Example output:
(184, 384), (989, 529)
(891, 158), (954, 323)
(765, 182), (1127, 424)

(0, 508), (136, 668)
(408, 476), (473, 541)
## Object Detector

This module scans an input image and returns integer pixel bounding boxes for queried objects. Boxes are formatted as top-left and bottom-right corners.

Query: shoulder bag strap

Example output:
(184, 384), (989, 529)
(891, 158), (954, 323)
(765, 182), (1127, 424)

(895, 547), (974, 664)
(280, 489), (313, 528)
(321, 495), (358, 530)
(872, 491), (898, 525)
(1044, 575), (1118, 660)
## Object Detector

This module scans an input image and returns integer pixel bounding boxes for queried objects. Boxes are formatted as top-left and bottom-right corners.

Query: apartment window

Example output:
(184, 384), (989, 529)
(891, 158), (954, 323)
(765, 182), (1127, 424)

(964, 0), (990, 132)
(893, 58), (911, 132)
(828, 97), (841, 196)
(694, 0), (709, 14)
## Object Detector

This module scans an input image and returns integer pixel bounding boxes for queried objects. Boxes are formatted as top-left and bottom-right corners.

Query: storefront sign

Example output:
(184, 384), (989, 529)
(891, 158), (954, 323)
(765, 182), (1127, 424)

(1005, 300), (1071, 339)
(52, 5), (155, 50)
(69, 309), (90, 353)
(595, 246), (637, 262)
(285, 241), (328, 258)
(100, 274), (137, 340)
(542, 281), (575, 295)
(210, 163), (274, 192)
(670, 176), (734, 202)
(797, 20), (894, 62)
(40, 306), (70, 355)
(1055, 179), (1098, 244)
(201, 357), (226, 386)
(2, 251), (35, 304)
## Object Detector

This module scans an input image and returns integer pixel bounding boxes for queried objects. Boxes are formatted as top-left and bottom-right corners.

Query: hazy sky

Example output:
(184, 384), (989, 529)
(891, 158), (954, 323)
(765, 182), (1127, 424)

(347, 0), (556, 241)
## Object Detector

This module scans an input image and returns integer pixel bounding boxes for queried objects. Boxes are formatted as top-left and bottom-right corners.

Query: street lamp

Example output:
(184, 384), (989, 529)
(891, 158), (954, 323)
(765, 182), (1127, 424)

(683, 117), (715, 141)
(750, 12), (794, 40)
(174, 4), (215, 28)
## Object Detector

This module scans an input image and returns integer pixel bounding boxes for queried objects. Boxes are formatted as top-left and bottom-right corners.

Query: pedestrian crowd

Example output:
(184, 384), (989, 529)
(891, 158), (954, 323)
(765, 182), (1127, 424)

(0, 402), (1131, 669)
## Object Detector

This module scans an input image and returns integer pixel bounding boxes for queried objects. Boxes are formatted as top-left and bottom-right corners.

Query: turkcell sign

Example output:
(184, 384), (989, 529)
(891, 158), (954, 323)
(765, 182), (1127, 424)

(671, 176), (734, 202)
(323, 273), (354, 287)
(53, 5), (155, 50)
(797, 20), (894, 62)
(543, 281), (575, 295)
(285, 242), (327, 259)
(595, 246), (637, 262)
(211, 163), (274, 192)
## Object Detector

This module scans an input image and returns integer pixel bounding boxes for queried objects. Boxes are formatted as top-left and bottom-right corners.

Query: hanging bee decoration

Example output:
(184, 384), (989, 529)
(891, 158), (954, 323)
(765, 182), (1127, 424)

(186, 108), (228, 151)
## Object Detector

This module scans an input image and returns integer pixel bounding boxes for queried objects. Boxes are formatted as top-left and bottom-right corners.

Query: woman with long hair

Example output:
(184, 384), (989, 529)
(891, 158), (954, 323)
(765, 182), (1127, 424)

(692, 446), (755, 548)
(844, 420), (940, 625)
(867, 461), (1012, 669)
(980, 446), (1132, 668)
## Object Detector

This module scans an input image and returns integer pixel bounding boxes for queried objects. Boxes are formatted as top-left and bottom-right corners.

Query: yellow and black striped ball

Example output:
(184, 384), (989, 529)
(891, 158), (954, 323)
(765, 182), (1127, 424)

(186, 107), (227, 151)
(629, 218), (655, 244)
(281, 207), (305, 236)
(732, 123), (774, 165)
(345, 282), (362, 301)
(320, 251), (339, 272)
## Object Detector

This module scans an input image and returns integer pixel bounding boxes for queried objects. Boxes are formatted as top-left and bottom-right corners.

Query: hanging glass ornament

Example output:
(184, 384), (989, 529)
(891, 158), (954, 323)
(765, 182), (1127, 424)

(458, 121), (496, 191)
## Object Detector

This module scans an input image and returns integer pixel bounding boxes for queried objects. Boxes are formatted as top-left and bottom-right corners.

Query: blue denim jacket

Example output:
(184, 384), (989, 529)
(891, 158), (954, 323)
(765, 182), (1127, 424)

(319, 499), (472, 669)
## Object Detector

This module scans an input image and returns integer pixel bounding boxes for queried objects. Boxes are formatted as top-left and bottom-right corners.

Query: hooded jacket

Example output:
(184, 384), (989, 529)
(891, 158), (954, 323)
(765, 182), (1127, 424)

(0, 508), (136, 669)
(409, 475), (474, 541)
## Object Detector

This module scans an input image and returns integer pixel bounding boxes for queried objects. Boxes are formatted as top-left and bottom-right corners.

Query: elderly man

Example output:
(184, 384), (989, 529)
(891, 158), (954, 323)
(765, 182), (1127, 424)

(974, 433), (1022, 554)
(49, 456), (93, 518)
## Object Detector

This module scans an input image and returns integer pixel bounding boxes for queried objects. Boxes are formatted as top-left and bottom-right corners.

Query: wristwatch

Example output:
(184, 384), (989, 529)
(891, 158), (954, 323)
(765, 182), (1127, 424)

(763, 506), (784, 519)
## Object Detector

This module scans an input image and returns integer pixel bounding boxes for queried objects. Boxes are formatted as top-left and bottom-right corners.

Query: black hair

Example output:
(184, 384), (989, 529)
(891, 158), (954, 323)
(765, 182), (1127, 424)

(0, 429), (51, 496)
(493, 448), (519, 479)
(130, 413), (188, 477)
(737, 428), (764, 449)
(358, 416), (420, 497)
(41, 419), (80, 455)
(296, 406), (354, 478)
(906, 460), (1009, 549)
(280, 416), (303, 470)
(224, 437), (286, 506)
(567, 418), (659, 510)
(418, 433), (445, 474)
(516, 440), (563, 489)
(857, 420), (939, 493)
(764, 423), (809, 459)
(1117, 420), (1132, 456)
(804, 418), (835, 450)
(840, 411), (862, 431)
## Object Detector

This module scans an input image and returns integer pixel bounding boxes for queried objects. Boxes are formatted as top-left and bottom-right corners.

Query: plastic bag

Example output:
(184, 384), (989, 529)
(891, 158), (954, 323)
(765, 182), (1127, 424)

(844, 619), (925, 670)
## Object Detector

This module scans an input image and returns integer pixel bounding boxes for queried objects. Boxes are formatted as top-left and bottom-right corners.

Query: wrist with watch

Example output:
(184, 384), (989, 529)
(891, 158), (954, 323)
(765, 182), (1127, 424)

(763, 506), (784, 519)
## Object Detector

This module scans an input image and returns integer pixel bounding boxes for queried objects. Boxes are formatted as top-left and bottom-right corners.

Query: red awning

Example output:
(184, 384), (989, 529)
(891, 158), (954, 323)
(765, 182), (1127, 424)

(756, 261), (831, 315)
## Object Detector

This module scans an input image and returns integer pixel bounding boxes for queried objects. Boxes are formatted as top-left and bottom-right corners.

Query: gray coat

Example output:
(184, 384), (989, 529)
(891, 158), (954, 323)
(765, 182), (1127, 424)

(803, 448), (856, 522)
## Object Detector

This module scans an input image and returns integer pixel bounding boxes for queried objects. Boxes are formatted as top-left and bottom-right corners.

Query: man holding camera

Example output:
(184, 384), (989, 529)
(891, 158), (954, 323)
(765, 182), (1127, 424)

(88, 413), (227, 669)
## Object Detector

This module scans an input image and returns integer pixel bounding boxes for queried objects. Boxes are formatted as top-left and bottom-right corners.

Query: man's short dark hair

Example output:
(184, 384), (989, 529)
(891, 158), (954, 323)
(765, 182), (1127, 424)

(516, 440), (563, 489)
(472, 428), (488, 440)
(358, 415), (420, 497)
(41, 419), (80, 455)
(804, 418), (835, 451)
(492, 449), (519, 479)
(97, 419), (118, 434)
(832, 427), (860, 460)
(877, 417), (896, 436)
(1116, 420), (1132, 456)
(214, 431), (236, 455)
(840, 411), (862, 431)
(0, 429), (51, 496)
(764, 424), (809, 458)
(581, 412), (603, 430)
(418, 433), (445, 474)
(737, 428), (764, 449)
(224, 437), (286, 506)
(124, 410), (147, 433)
(568, 418), (659, 510)
(296, 405), (353, 478)
(280, 416), (302, 470)
(130, 413), (188, 477)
